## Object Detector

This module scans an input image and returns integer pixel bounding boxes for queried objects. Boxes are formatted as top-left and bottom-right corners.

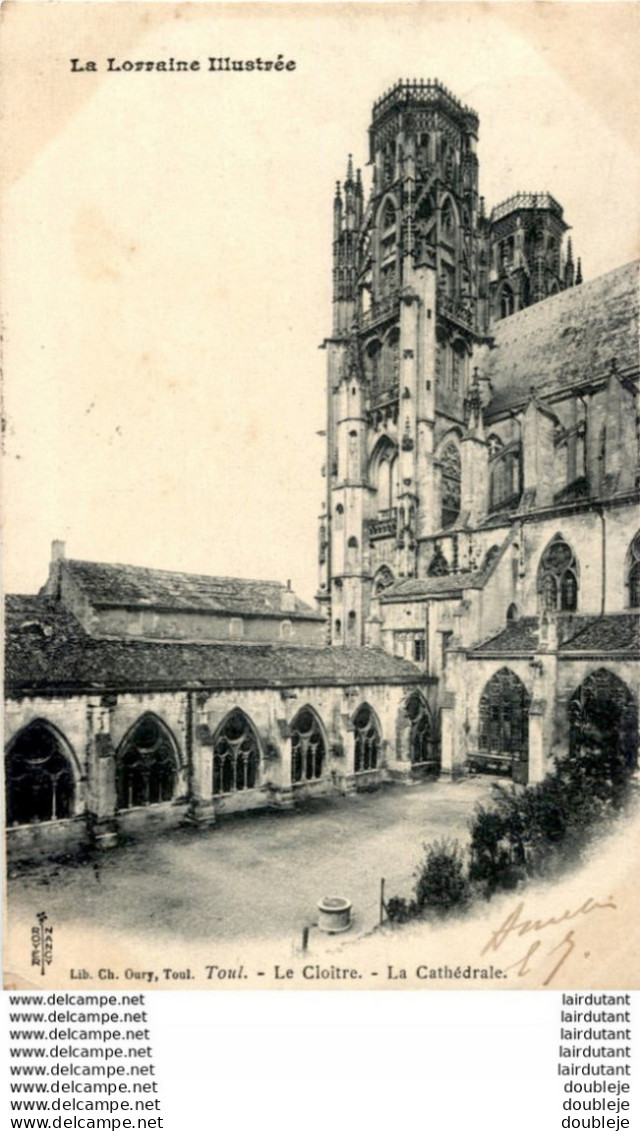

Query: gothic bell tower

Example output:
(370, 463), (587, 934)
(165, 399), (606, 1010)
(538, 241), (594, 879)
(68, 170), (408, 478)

(319, 81), (488, 646)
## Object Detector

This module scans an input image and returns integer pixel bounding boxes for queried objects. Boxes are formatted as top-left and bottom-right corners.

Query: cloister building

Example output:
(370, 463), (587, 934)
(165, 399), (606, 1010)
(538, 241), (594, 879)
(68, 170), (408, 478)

(4, 80), (639, 859)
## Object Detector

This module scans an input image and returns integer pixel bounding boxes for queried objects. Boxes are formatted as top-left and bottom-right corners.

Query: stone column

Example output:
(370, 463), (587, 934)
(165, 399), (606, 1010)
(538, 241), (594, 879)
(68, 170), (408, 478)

(269, 719), (295, 809)
(528, 700), (547, 784)
(337, 714), (358, 794)
(185, 699), (216, 826)
(86, 697), (118, 849)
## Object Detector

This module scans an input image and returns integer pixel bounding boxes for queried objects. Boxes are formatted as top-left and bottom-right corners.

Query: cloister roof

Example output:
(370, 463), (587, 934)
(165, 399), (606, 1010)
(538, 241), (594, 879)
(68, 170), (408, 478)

(5, 595), (422, 693)
(471, 613), (640, 657)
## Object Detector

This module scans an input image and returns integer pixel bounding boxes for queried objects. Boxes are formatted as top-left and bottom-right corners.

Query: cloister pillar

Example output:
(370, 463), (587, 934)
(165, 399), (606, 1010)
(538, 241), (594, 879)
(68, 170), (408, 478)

(87, 696), (118, 849)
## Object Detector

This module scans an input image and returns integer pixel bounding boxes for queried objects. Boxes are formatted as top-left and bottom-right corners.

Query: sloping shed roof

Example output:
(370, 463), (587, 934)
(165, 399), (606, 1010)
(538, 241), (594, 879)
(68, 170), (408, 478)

(51, 559), (324, 621)
(476, 261), (639, 419)
(5, 595), (422, 692)
(471, 614), (640, 657)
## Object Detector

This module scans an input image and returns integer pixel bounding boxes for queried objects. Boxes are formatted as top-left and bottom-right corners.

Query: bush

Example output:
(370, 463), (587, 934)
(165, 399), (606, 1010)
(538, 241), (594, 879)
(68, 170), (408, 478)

(385, 896), (417, 924)
(413, 838), (470, 914)
(385, 732), (634, 923)
(468, 732), (634, 896)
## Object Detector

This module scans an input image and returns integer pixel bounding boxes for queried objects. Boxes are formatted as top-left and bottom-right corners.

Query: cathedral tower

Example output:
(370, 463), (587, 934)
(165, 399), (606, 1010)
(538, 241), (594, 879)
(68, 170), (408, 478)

(318, 81), (576, 648)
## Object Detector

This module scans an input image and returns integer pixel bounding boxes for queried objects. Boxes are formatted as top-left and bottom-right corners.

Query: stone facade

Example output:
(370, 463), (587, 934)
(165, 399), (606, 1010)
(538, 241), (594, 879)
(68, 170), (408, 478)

(5, 587), (434, 860)
(318, 80), (639, 786)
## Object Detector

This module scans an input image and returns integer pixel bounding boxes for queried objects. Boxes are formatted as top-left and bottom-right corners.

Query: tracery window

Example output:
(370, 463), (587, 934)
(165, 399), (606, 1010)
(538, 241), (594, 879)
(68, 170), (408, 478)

(440, 443), (461, 529)
(291, 708), (326, 783)
(478, 669), (530, 762)
(117, 714), (178, 810)
(537, 536), (579, 612)
(213, 710), (260, 795)
(627, 532), (640, 607)
(5, 721), (75, 826)
(405, 693), (437, 767)
(353, 704), (381, 772)
(569, 669), (638, 770)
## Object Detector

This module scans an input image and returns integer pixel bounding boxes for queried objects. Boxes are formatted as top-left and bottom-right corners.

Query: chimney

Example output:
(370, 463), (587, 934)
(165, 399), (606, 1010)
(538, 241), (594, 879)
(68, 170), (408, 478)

(281, 582), (296, 613)
(52, 540), (66, 562)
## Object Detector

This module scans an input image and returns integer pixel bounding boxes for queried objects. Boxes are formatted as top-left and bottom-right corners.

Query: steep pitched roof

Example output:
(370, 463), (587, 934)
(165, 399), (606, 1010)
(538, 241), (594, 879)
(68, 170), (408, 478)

(476, 261), (639, 419)
(52, 559), (324, 621)
(5, 595), (422, 692)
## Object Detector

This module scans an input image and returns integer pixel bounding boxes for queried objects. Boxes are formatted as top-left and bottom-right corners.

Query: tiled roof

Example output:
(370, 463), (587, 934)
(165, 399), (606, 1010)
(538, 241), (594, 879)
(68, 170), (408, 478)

(381, 540), (509, 601)
(472, 614), (640, 656)
(559, 614), (640, 654)
(476, 261), (639, 420)
(5, 596), (422, 692)
(381, 575), (465, 600)
(53, 559), (324, 620)
(473, 618), (539, 654)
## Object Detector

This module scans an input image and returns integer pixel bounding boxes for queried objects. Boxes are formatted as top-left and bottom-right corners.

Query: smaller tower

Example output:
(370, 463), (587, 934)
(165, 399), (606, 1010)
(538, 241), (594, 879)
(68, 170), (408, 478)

(488, 192), (571, 321)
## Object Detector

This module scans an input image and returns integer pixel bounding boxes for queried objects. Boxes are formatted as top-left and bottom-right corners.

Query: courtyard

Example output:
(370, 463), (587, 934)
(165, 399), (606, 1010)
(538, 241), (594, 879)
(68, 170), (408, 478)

(8, 777), (495, 945)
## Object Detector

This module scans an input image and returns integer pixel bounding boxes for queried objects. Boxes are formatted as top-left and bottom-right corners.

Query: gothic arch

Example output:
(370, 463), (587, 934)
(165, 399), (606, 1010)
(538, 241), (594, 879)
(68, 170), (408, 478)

(478, 668), (530, 772)
(291, 706), (328, 784)
(497, 282), (515, 319)
(438, 439), (462, 529)
(363, 337), (382, 388)
(369, 436), (398, 513)
(625, 531), (640, 608)
(569, 669), (638, 769)
(352, 703), (382, 773)
(439, 191), (460, 232)
(403, 692), (439, 773)
(373, 564), (395, 595)
(377, 192), (401, 229)
(537, 534), (580, 612)
(5, 719), (78, 826)
(116, 712), (181, 810)
(212, 708), (262, 795)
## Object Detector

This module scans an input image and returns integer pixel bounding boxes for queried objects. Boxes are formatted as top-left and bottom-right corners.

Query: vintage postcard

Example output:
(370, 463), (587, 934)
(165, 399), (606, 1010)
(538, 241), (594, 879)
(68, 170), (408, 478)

(2, 2), (639, 991)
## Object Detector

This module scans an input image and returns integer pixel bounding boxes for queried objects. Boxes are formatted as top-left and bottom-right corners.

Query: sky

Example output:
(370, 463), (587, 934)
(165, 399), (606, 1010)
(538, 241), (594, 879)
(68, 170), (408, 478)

(2, 2), (639, 601)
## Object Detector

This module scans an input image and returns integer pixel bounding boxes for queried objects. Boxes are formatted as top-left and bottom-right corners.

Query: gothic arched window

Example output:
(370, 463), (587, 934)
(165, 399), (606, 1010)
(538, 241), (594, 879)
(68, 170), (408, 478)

(5, 721), (75, 826)
(440, 442), (461, 529)
(478, 669), (530, 763)
(405, 693), (437, 768)
(569, 669), (638, 770)
(364, 338), (381, 394)
(537, 536), (579, 612)
(213, 710), (260, 795)
(291, 708), (326, 784)
(117, 714), (179, 810)
(353, 704), (381, 772)
(490, 446), (521, 513)
(627, 532), (640, 607)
